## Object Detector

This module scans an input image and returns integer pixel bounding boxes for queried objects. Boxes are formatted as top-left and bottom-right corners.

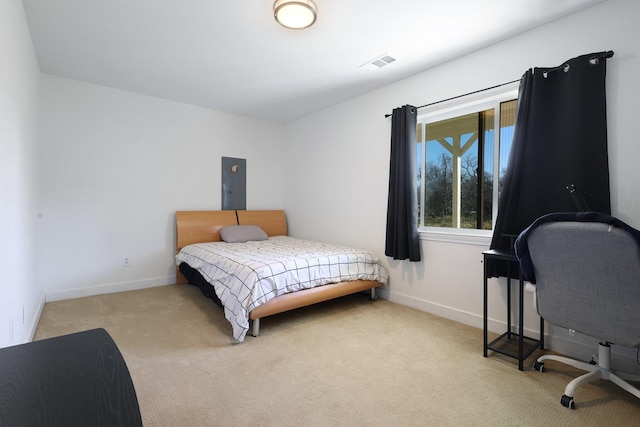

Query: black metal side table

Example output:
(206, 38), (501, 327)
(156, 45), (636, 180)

(483, 249), (544, 370)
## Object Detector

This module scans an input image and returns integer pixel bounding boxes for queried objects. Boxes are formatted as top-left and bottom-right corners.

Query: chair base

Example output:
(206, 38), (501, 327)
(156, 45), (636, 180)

(534, 342), (640, 409)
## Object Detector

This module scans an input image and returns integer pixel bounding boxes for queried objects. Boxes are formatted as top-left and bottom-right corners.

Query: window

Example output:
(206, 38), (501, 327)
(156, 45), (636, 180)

(417, 86), (518, 233)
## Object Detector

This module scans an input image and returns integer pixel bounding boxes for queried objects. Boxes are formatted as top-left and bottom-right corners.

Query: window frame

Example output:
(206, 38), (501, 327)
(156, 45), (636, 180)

(417, 82), (519, 245)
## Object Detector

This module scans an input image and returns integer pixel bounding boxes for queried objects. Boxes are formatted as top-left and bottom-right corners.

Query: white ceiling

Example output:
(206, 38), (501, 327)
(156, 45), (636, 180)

(22, 0), (604, 124)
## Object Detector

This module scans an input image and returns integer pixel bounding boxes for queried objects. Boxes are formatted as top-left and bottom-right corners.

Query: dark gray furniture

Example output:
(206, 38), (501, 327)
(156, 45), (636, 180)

(0, 328), (142, 426)
(517, 217), (640, 409)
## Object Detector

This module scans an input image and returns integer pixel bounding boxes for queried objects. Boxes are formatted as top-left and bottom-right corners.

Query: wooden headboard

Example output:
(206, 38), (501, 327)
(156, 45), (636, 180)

(175, 209), (287, 284)
(237, 210), (287, 237)
(175, 210), (238, 252)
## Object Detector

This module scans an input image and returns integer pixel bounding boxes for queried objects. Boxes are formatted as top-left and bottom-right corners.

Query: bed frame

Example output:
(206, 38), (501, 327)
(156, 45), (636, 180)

(175, 210), (382, 337)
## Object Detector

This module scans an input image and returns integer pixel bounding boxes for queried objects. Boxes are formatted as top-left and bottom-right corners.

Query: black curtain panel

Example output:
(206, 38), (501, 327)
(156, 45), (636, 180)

(489, 51), (613, 277)
(386, 105), (421, 262)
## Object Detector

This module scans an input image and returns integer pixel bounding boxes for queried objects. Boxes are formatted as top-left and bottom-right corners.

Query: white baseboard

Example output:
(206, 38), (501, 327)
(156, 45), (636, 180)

(26, 292), (46, 343)
(383, 289), (487, 330)
(45, 275), (175, 302)
(381, 289), (640, 374)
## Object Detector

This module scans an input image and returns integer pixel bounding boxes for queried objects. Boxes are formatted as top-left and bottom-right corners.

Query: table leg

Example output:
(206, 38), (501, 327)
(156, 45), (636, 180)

(507, 274), (512, 340)
(518, 274), (524, 371)
(483, 255), (488, 357)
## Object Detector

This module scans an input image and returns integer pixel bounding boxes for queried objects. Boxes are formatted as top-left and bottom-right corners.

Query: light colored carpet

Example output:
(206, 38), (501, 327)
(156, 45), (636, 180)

(34, 285), (640, 426)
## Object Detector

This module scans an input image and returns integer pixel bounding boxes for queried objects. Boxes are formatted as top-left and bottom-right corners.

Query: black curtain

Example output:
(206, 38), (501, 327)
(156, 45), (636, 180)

(386, 105), (421, 261)
(490, 51), (613, 276)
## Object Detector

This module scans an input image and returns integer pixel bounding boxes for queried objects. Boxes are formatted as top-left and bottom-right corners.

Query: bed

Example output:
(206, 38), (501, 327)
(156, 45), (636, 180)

(175, 210), (389, 341)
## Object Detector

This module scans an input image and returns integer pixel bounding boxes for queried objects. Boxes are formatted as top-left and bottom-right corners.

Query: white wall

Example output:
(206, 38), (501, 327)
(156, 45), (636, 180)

(8, 0), (639, 368)
(283, 0), (640, 367)
(0, 0), (44, 347)
(39, 76), (286, 300)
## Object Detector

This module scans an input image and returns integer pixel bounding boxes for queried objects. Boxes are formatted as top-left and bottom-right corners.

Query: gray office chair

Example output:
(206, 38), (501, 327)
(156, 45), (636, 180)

(515, 213), (640, 409)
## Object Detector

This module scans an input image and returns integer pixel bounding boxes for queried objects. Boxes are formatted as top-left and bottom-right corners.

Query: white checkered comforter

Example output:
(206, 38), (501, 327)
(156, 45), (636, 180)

(176, 236), (389, 342)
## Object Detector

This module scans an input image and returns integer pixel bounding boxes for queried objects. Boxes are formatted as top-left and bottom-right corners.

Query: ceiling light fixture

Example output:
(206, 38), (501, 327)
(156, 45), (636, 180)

(274, 0), (317, 30)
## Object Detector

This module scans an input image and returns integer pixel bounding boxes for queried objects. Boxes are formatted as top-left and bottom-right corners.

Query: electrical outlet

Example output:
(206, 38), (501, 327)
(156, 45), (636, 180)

(568, 328), (575, 337)
(122, 256), (132, 267)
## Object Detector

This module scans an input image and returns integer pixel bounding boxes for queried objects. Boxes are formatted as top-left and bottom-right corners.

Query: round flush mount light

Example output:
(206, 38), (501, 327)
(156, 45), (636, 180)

(274, 0), (317, 30)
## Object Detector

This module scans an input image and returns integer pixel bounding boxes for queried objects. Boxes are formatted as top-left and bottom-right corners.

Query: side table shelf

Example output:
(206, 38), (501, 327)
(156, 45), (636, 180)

(483, 249), (544, 370)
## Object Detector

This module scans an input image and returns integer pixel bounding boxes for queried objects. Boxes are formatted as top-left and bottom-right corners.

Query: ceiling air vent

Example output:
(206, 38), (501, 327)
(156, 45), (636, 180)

(360, 53), (396, 71)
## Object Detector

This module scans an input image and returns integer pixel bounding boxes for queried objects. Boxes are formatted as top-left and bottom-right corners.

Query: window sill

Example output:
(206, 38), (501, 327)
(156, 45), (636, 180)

(419, 228), (492, 246)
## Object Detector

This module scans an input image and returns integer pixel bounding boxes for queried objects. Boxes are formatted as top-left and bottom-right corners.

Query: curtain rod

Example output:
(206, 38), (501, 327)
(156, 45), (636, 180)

(386, 50), (615, 118)
(384, 79), (520, 118)
(535, 50), (614, 77)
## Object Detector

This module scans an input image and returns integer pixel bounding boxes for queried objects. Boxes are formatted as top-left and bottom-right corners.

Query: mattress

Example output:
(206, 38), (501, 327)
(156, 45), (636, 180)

(175, 236), (389, 341)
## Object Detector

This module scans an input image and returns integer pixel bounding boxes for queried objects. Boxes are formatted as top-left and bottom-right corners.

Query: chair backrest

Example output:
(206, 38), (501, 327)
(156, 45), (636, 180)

(526, 221), (640, 347)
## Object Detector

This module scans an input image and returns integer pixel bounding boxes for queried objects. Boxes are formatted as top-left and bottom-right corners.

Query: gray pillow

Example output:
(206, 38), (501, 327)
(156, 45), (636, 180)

(220, 225), (268, 243)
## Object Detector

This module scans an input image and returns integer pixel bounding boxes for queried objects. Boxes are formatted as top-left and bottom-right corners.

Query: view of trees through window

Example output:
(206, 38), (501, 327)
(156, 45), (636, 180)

(417, 99), (517, 230)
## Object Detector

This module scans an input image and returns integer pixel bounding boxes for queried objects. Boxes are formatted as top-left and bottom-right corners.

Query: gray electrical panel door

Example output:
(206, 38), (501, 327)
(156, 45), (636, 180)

(221, 157), (246, 210)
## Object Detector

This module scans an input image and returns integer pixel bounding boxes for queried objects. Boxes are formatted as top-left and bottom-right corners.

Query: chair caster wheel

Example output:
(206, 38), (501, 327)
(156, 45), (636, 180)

(534, 361), (545, 372)
(560, 394), (575, 409)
